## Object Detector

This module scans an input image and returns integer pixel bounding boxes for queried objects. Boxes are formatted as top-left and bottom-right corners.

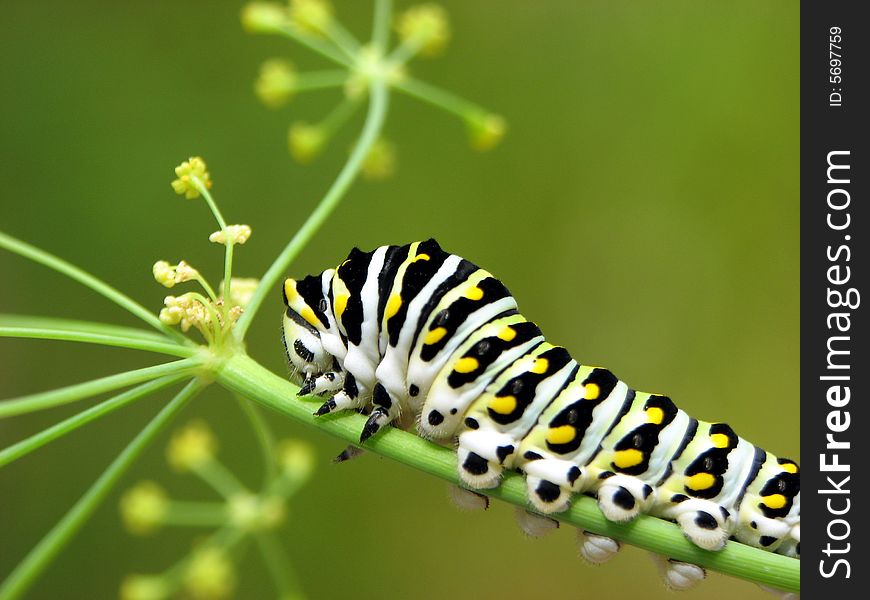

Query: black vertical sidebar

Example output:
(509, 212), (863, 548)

(802, 2), (868, 599)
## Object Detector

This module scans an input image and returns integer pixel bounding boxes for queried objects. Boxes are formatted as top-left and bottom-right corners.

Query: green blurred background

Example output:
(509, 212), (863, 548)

(0, 1), (798, 599)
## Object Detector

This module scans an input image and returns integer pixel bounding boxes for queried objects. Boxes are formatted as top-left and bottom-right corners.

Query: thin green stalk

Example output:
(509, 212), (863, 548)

(0, 326), (195, 358)
(215, 353), (800, 593)
(255, 531), (306, 600)
(319, 95), (362, 135)
(395, 77), (488, 121)
(372, 0), (392, 53)
(193, 180), (228, 231)
(162, 501), (228, 527)
(235, 396), (278, 486)
(323, 21), (360, 60)
(0, 358), (201, 419)
(0, 315), (172, 343)
(386, 37), (425, 66)
(277, 24), (354, 67)
(0, 379), (202, 600)
(294, 70), (349, 92)
(235, 80), (390, 339)
(195, 460), (248, 499)
(0, 375), (187, 468)
(223, 242), (234, 311)
(0, 230), (189, 344)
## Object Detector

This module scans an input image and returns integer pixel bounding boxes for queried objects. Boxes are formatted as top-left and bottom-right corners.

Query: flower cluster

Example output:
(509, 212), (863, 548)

(119, 419), (316, 600)
(156, 158), (258, 347)
(242, 0), (505, 178)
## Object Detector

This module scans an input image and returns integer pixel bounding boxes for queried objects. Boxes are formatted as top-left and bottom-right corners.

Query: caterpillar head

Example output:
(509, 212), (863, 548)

(282, 277), (332, 384)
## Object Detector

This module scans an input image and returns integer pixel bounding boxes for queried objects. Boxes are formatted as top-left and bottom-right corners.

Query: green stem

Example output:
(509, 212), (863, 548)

(235, 79), (390, 339)
(277, 24), (354, 67)
(323, 21), (360, 60)
(394, 77), (488, 121)
(193, 180), (228, 231)
(255, 532), (306, 600)
(0, 326), (195, 358)
(162, 501), (229, 527)
(293, 70), (349, 92)
(215, 353), (800, 593)
(223, 242), (235, 314)
(0, 315), (174, 343)
(319, 95), (362, 136)
(0, 375), (187, 468)
(372, 0), (392, 53)
(0, 379), (202, 600)
(0, 230), (189, 344)
(195, 460), (248, 499)
(0, 358), (201, 419)
(235, 395), (277, 487)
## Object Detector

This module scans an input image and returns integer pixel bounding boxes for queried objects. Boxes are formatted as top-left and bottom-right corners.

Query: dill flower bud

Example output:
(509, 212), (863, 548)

(254, 59), (297, 108)
(171, 157), (212, 199)
(120, 481), (169, 536)
(277, 439), (315, 480)
(209, 224), (252, 245)
(361, 138), (397, 180)
(120, 575), (169, 600)
(288, 122), (327, 163)
(184, 547), (236, 600)
(220, 277), (260, 308)
(241, 2), (288, 34)
(467, 113), (506, 151)
(152, 261), (177, 288)
(395, 4), (450, 57)
(159, 306), (183, 326)
(174, 260), (200, 283)
(289, 0), (334, 34)
(167, 421), (217, 472)
(228, 493), (286, 531)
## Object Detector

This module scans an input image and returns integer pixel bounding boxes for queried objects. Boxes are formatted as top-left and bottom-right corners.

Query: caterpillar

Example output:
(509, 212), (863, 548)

(281, 239), (800, 590)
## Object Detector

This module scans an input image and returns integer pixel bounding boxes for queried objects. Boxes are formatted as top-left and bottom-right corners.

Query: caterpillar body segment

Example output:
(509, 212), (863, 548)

(281, 239), (800, 583)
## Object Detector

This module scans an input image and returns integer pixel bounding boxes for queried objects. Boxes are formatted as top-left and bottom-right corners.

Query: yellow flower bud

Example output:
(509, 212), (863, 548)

(171, 157), (212, 199)
(289, 0), (334, 34)
(395, 4), (450, 57)
(255, 59), (297, 108)
(467, 113), (506, 151)
(120, 575), (169, 600)
(288, 122), (327, 163)
(174, 260), (200, 283)
(277, 439), (315, 480)
(209, 225), (252, 245)
(361, 138), (397, 180)
(159, 306), (183, 326)
(241, 2), (289, 34)
(120, 481), (169, 536)
(152, 261), (177, 288)
(167, 421), (217, 472)
(184, 547), (236, 600)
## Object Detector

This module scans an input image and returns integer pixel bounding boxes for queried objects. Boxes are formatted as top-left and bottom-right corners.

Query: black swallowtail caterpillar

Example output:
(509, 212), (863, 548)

(281, 239), (800, 590)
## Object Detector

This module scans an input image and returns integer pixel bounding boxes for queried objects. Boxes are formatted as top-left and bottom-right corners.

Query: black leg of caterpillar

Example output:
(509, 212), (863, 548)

(333, 445), (365, 463)
(360, 406), (390, 443)
(648, 554), (706, 591)
(298, 374), (316, 396)
(314, 398), (337, 416)
(298, 371), (344, 397)
(595, 473), (655, 523)
(577, 530), (621, 565)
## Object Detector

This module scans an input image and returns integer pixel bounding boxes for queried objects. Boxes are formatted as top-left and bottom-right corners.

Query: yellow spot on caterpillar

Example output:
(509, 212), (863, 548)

(489, 395), (517, 415)
(334, 294), (349, 319)
(710, 433), (730, 449)
(300, 306), (319, 327)
(685, 472), (716, 491)
(762, 493), (787, 510)
(613, 448), (644, 469)
(454, 357), (479, 374)
(530, 358), (548, 374)
(425, 327), (447, 345)
(646, 406), (664, 425)
(584, 382), (600, 400)
(547, 425), (575, 445)
(780, 462), (798, 474)
(465, 286), (484, 301)
(385, 294), (402, 320)
(412, 253), (431, 262)
(497, 326), (516, 342)
(283, 279), (297, 302)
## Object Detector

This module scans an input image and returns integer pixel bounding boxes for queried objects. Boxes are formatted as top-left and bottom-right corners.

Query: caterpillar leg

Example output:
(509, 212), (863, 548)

(313, 373), (368, 416)
(577, 530), (621, 565)
(333, 445), (365, 463)
(360, 383), (404, 442)
(298, 371), (344, 397)
(648, 553), (706, 591)
(514, 508), (559, 538)
(448, 485), (490, 511)
(521, 458), (584, 514)
(595, 473), (655, 523)
(659, 498), (732, 551)
(456, 429), (516, 489)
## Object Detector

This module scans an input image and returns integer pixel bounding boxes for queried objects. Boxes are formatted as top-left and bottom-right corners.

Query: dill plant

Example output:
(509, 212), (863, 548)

(0, 1), (798, 598)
